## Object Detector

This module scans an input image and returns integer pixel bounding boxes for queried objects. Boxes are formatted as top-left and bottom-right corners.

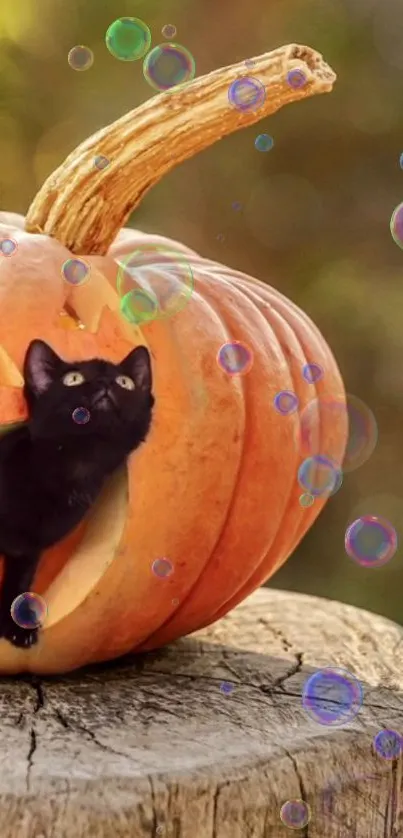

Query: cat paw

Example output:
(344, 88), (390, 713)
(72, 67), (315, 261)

(0, 617), (38, 649)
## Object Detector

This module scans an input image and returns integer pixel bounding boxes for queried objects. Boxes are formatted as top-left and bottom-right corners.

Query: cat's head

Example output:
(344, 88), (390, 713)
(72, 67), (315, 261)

(23, 339), (154, 447)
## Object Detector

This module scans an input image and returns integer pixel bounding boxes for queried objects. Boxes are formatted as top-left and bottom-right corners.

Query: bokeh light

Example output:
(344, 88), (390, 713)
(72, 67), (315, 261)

(298, 455), (343, 497)
(228, 77), (266, 112)
(280, 799), (311, 829)
(298, 394), (378, 474)
(143, 43), (196, 91)
(273, 390), (299, 415)
(345, 515), (397, 567)
(11, 592), (47, 629)
(62, 258), (91, 286)
(373, 729), (402, 760)
(105, 17), (151, 61)
(216, 341), (253, 375)
(302, 667), (363, 726)
(116, 245), (194, 321)
(68, 45), (94, 71)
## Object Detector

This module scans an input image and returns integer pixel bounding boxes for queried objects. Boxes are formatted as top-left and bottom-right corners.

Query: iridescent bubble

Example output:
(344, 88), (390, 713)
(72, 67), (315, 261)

(0, 237), (17, 256)
(299, 492), (314, 508)
(286, 68), (307, 89)
(143, 43), (196, 91)
(298, 455), (342, 497)
(62, 258), (91, 286)
(116, 245), (194, 320)
(217, 341), (253, 375)
(302, 362), (324, 384)
(373, 729), (402, 760)
(120, 289), (158, 325)
(228, 77), (266, 112)
(399, 153), (403, 170)
(11, 592), (47, 629)
(280, 799), (311, 829)
(162, 24), (177, 39)
(298, 394), (378, 474)
(345, 515), (397, 567)
(273, 390), (299, 415)
(390, 202), (403, 249)
(254, 133), (274, 152)
(94, 154), (110, 170)
(68, 45), (94, 71)
(220, 682), (234, 694)
(105, 17), (151, 61)
(302, 667), (363, 726)
(152, 558), (174, 578)
(72, 407), (91, 425)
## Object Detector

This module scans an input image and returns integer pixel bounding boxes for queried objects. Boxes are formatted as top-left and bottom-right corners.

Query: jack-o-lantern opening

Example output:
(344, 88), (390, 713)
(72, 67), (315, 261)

(0, 44), (346, 675)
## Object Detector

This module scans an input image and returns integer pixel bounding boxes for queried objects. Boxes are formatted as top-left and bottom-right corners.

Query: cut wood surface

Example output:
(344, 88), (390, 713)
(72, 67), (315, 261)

(1, 586), (402, 838)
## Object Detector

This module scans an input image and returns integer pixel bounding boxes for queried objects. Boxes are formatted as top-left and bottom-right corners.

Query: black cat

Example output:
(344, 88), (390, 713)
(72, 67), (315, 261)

(0, 339), (154, 649)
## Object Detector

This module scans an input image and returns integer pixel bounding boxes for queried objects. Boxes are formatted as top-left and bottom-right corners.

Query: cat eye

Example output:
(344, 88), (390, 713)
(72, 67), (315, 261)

(62, 371), (85, 387)
(115, 375), (135, 391)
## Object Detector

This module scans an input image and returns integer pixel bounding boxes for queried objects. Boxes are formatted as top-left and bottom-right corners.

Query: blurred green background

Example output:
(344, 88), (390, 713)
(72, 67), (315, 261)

(0, 0), (402, 623)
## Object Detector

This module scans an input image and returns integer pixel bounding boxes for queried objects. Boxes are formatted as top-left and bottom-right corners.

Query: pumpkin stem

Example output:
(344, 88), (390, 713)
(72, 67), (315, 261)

(25, 43), (336, 256)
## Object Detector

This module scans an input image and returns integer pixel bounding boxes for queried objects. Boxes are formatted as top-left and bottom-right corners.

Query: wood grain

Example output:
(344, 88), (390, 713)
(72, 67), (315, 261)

(0, 586), (402, 837)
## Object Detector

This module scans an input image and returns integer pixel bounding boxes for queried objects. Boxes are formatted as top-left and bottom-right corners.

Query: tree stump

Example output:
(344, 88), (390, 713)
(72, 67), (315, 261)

(0, 587), (402, 837)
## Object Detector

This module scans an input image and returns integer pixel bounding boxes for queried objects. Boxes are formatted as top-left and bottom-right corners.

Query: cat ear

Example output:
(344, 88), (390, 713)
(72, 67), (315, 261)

(23, 340), (62, 398)
(120, 346), (152, 391)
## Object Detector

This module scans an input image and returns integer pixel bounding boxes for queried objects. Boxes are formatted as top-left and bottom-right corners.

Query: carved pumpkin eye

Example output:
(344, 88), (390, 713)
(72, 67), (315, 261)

(62, 371), (85, 387)
(115, 375), (135, 390)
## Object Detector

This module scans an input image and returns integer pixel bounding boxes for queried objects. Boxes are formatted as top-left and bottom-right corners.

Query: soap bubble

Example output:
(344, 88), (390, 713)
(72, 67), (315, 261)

(116, 245), (194, 321)
(68, 45), (94, 71)
(286, 68), (307, 89)
(254, 133), (274, 152)
(220, 682), (234, 694)
(162, 24), (177, 39)
(216, 341), (253, 375)
(105, 17), (151, 61)
(11, 592), (47, 629)
(373, 729), (402, 760)
(298, 455), (343, 497)
(120, 289), (159, 325)
(298, 394), (378, 474)
(302, 362), (324, 383)
(152, 558), (174, 578)
(302, 667), (363, 726)
(399, 154), (403, 170)
(280, 799), (311, 829)
(273, 390), (299, 415)
(228, 77), (266, 112)
(143, 43), (196, 91)
(390, 202), (403, 249)
(299, 492), (314, 508)
(94, 154), (110, 170)
(0, 237), (17, 256)
(345, 515), (397, 567)
(62, 258), (91, 286)
(72, 407), (91, 425)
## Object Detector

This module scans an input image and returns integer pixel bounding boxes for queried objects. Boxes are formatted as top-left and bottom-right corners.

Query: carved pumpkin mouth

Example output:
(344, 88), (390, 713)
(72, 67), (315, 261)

(43, 466), (128, 628)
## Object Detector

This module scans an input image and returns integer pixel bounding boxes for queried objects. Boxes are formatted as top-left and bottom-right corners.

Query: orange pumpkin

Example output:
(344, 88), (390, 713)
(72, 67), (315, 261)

(0, 45), (346, 674)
